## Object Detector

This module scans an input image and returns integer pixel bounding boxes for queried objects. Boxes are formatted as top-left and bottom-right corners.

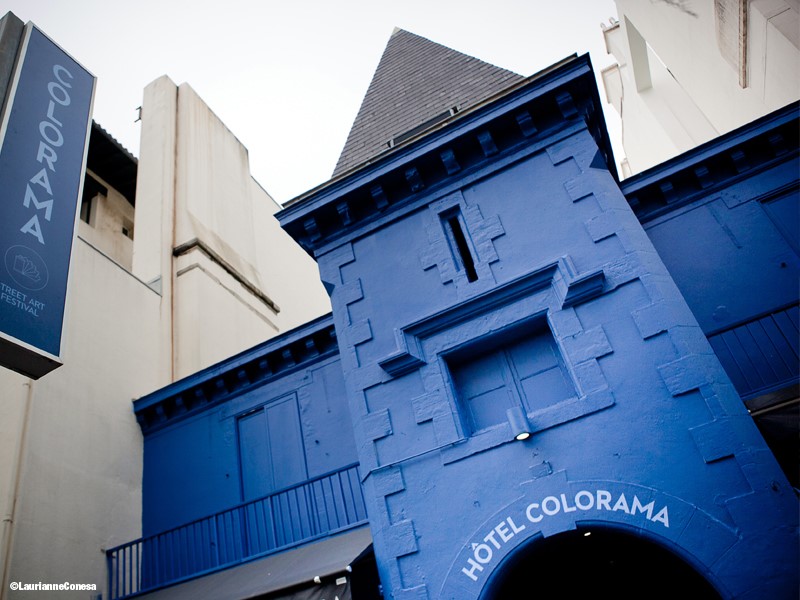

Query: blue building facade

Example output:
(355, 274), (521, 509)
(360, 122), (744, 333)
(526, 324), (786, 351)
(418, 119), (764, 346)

(625, 109), (799, 488)
(112, 40), (798, 600)
(116, 316), (370, 599)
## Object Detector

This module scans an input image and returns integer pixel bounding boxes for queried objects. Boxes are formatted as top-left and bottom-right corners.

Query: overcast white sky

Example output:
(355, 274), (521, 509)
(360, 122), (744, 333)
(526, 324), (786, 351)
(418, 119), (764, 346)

(5, 0), (622, 204)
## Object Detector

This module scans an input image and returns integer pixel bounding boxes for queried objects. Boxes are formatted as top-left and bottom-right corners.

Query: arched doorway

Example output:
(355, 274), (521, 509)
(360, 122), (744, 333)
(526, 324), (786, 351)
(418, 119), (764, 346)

(481, 525), (722, 599)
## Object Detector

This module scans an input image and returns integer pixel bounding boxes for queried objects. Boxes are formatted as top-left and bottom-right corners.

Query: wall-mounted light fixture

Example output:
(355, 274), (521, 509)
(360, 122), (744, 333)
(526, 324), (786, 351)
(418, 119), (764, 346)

(506, 406), (531, 441)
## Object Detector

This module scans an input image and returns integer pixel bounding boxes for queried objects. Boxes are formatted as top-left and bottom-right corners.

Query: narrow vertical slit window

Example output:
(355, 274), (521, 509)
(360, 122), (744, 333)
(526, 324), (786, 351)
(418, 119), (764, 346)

(80, 173), (106, 226)
(443, 210), (478, 282)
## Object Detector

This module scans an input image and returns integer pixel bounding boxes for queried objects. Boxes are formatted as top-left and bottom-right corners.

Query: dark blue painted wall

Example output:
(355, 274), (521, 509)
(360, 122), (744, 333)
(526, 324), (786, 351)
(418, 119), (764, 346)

(646, 177), (797, 332)
(641, 164), (798, 400)
(620, 108), (799, 405)
(139, 339), (358, 536)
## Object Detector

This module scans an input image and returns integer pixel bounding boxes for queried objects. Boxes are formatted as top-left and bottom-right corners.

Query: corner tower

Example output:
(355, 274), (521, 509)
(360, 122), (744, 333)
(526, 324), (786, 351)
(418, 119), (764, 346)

(279, 31), (797, 600)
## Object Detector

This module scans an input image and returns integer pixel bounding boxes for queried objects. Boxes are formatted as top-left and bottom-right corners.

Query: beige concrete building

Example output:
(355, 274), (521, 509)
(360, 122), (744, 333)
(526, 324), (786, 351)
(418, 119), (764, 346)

(1, 72), (330, 598)
(601, 0), (799, 176)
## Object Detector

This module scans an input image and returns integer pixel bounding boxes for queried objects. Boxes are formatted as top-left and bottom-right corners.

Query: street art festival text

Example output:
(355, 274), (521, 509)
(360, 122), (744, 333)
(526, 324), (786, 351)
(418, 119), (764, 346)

(0, 282), (44, 316)
(461, 489), (670, 582)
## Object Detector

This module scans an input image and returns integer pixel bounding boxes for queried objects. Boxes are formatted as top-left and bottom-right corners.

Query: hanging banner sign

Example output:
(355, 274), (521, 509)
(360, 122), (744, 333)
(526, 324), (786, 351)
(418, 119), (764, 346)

(0, 22), (95, 378)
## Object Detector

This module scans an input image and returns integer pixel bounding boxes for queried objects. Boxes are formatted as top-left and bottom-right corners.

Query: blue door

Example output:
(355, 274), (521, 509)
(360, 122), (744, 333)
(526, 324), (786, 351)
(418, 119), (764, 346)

(237, 394), (310, 553)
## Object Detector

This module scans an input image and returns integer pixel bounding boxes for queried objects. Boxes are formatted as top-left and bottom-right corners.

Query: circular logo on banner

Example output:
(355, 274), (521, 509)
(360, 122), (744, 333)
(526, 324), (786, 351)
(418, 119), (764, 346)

(4, 245), (49, 291)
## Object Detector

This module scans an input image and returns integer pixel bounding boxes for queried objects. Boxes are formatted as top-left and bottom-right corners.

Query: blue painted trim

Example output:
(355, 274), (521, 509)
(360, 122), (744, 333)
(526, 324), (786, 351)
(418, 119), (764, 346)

(309, 122), (587, 259)
(134, 313), (338, 433)
(378, 332), (425, 377)
(362, 259), (615, 471)
(278, 53), (618, 254)
(623, 103), (798, 194)
(623, 103), (799, 222)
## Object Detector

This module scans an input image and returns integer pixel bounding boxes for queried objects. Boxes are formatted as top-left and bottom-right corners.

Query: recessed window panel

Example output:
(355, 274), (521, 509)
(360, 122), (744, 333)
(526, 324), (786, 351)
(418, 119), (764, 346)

(448, 323), (575, 434)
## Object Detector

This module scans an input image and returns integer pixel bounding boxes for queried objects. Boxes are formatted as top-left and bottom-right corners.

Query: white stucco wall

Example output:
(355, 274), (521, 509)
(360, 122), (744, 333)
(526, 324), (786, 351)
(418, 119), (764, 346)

(2, 238), (164, 598)
(131, 76), (177, 295)
(173, 249), (281, 379)
(603, 0), (800, 173)
(174, 83), (263, 288)
(145, 77), (329, 379)
(78, 169), (135, 271)
(0, 374), (29, 595)
(250, 178), (331, 332)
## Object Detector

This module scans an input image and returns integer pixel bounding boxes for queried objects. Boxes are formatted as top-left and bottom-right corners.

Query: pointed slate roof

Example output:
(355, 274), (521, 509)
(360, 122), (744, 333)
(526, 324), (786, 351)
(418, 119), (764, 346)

(332, 28), (524, 177)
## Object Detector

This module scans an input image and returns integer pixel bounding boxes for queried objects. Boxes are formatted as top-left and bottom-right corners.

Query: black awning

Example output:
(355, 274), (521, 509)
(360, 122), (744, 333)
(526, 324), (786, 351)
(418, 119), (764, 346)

(250, 542), (382, 600)
(254, 575), (351, 600)
(137, 526), (373, 600)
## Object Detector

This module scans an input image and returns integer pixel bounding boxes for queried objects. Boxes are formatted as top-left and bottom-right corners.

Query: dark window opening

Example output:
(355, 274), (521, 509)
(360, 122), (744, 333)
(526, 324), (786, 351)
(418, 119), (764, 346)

(121, 218), (134, 240)
(79, 194), (93, 225)
(81, 174), (107, 225)
(747, 387), (799, 489)
(443, 211), (478, 282)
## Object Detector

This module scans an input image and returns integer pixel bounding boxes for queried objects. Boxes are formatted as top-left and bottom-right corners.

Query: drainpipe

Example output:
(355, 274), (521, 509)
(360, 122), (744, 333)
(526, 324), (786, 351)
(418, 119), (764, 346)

(169, 86), (179, 382)
(0, 15), (27, 598)
(0, 379), (34, 599)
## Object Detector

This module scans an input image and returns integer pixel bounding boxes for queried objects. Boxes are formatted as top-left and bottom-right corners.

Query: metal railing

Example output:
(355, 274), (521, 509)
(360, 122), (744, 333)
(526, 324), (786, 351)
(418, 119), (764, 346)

(106, 463), (366, 599)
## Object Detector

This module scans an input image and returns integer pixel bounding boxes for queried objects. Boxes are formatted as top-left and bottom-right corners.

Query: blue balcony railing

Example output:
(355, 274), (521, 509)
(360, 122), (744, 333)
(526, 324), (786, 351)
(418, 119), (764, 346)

(106, 463), (367, 600)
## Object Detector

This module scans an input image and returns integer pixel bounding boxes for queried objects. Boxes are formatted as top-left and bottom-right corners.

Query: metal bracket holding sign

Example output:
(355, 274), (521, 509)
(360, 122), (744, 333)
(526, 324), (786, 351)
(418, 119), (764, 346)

(0, 19), (95, 379)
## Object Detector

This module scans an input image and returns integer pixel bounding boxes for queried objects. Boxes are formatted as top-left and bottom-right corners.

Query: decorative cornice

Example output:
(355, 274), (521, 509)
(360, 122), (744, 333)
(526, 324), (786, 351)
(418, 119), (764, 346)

(622, 103), (799, 223)
(173, 237), (280, 314)
(134, 314), (338, 433)
(278, 55), (616, 257)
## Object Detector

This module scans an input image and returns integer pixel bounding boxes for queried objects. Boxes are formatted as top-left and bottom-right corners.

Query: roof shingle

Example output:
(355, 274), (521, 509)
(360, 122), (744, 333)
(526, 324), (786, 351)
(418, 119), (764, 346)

(332, 28), (523, 177)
